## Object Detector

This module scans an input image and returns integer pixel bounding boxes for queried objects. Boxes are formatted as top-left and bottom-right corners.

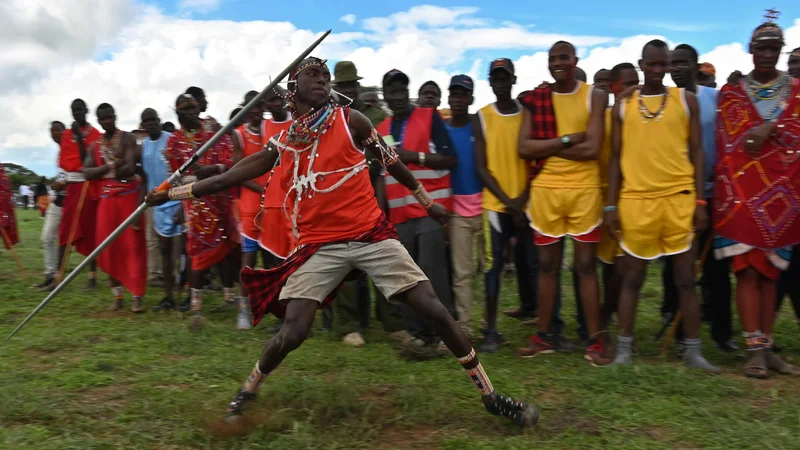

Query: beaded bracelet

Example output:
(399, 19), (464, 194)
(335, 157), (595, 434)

(696, 199), (708, 206)
(412, 184), (434, 211)
(168, 183), (196, 201)
(603, 205), (617, 213)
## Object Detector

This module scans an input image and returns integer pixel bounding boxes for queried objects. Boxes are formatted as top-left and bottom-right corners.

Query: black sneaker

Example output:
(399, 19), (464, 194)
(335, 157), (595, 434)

(479, 333), (500, 354)
(551, 334), (577, 352)
(152, 297), (175, 312)
(485, 393), (539, 427)
(33, 276), (54, 289)
(226, 389), (257, 416)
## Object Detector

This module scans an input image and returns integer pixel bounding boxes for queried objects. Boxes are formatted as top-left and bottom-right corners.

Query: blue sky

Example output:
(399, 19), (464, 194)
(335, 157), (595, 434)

(156, 0), (799, 55)
(3, 0), (800, 176)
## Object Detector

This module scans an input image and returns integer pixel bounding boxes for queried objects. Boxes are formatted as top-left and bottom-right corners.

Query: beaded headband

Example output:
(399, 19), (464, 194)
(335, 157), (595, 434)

(175, 93), (198, 109)
(290, 57), (330, 82)
(752, 24), (784, 43)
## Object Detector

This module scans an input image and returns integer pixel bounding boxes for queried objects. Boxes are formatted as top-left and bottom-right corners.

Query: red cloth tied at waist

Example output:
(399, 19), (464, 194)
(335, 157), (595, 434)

(241, 213), (397, 325)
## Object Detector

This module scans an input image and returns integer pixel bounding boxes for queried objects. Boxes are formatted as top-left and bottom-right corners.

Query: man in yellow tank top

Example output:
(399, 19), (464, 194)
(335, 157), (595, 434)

(474, 58), (537, 353)
(595, 62), (640, 331)
(605, 39), (718, 372)
(516, 41), (611, 366)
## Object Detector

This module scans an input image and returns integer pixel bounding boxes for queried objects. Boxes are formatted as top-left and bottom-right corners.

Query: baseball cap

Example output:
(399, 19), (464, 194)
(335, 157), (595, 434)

(449, 74), (474, 91)
(383, 69), (410, 86)
(489, 58), (515, 75)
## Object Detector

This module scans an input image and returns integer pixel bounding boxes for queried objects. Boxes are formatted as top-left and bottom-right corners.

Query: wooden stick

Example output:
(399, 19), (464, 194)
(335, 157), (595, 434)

(1, 227), (28, 282)
(660, 235), (714, 356)
(57, 181), (89, 282)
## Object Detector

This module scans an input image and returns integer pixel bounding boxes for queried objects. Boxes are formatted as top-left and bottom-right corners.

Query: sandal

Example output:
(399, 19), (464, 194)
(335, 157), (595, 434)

(744, 349), (768, 379)
(765, 350), (800, 376)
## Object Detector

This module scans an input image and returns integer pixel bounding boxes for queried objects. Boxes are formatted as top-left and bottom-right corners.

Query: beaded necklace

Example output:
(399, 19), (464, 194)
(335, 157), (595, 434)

(100, 129), (122, 163)
(745, 71), (790, 121)
(637, 89), (668, 123)
(286, 101), (337, 146)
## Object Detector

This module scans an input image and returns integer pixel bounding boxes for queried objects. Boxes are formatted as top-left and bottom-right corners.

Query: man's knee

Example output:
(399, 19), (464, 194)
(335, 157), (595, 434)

(275, 320), (312, 353)
(538, 245), (561, 274)
(573, 250), (597, 277)
(622, 266), (647, 291)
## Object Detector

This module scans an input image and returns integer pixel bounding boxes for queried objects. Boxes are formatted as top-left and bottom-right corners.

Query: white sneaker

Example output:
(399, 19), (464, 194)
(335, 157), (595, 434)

(343, 332), (366, 347)
(236, 297), (252, 330)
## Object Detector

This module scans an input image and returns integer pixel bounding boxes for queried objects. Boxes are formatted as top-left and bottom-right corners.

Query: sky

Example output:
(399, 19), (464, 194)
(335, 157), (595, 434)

(2, 0), (800, 176)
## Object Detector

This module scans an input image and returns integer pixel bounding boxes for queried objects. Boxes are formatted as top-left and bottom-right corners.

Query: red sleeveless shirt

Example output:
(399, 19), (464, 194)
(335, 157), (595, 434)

(277, 107), (382, 246)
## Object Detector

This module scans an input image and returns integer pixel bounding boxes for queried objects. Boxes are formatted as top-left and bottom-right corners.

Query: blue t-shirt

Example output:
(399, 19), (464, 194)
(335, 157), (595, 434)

(445, 120), (481, 196)
(141, 131), (172, 192)
(696, 85), (718, 198)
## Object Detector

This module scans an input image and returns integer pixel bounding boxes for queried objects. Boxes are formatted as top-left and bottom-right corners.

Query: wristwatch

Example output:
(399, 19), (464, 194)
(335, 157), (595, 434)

(561, 135), (572, 148)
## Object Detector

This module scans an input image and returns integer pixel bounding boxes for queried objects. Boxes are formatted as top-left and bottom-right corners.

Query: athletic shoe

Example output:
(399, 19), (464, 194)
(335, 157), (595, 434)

(343, 332), (366, 347)
(516, 335), (554, 358)
(151, 297), (175, 312)
(485, 393), (539, 427)
(226, 389), (257, 416)
(32, 276), (54, 289)
(131, 298), (145, 313)
(585, 341), (612, 366)
(107, 298), (123, 311)
(551, 334), (577, 352)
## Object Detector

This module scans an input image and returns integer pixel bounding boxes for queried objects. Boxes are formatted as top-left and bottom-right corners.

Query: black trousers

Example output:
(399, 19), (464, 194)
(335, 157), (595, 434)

(661, 215), (733, 344)
(775, 250), (800, 319)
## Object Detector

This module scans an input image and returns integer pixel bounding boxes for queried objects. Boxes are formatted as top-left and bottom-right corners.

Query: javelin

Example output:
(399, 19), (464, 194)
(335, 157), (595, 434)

(3, 29), (332, 344)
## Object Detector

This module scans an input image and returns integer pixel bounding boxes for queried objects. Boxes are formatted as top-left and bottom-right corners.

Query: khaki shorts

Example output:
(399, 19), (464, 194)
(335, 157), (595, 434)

(279, 239), (429, 303)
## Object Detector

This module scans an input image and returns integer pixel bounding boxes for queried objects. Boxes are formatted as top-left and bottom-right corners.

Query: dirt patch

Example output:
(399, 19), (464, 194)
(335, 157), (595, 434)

(639, 425), (703, 448)
(22, 348), (61, 371)
(374, 423), (442, 450)
(91, 310), (134, 319)
(152, 383), (193, 391)
(76, 384), (132, 405)
(2, 312), (23, 325)
(538, 407), (601, 438)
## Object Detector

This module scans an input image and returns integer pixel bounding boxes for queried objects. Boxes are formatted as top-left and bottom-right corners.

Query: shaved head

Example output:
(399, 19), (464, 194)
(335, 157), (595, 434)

(141, 108), (158, 121)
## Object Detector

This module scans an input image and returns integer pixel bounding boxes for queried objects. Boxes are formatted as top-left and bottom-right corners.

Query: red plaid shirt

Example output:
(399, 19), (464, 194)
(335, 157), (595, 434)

(241, 213), (398, 325)
(519, 85), (558, 179)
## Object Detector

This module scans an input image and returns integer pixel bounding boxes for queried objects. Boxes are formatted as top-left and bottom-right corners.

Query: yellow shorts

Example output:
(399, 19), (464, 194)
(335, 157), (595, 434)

(596, 232), (621, 264)
(618, 192), (695, 260)
(528, 186), (602, 245)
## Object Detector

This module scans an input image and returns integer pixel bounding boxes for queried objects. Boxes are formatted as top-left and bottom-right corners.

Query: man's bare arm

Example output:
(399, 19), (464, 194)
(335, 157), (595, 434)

(686, 92), (704, 199)
(82, 142), (113, 180)
(191, 147), (279, 198)
(115, 133), (138, 179)
(555, 89), (608, 161)
(606, 102), (623, 207)
(518, 108), (585, 160)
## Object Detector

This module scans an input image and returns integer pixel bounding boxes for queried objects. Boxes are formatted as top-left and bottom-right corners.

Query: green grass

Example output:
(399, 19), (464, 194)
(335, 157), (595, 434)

(2, 208), (800, 449)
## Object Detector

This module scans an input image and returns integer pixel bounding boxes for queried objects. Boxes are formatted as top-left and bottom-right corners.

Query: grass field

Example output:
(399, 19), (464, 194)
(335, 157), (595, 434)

(2, 209), (800, 449)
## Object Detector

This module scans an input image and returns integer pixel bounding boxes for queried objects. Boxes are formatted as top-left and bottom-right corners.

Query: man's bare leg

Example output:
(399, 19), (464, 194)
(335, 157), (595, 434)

(107, 278), (124, 311)
(517, 242), (561, 357)
(573, 241), (611, 365)
(401, 281), (538, 426)
(670, 249), (719, 372)
(225, 298), (320, 417)
(610, 255), (648, 365)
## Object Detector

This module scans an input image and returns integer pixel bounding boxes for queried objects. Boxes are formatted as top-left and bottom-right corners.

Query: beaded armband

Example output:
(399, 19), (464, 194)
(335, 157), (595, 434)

(412, 184), (434, 211)
(362, 128), (399, 167)
(168, 183), (196, 201)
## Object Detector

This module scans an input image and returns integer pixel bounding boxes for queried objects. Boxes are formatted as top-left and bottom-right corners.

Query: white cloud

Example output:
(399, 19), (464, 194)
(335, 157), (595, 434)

(2, 3), (799, 176)
(179, 0), (220, 14)
(340, 14), (357, 26)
